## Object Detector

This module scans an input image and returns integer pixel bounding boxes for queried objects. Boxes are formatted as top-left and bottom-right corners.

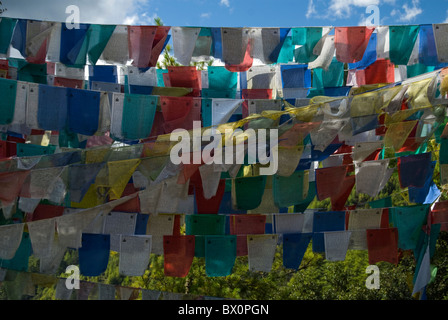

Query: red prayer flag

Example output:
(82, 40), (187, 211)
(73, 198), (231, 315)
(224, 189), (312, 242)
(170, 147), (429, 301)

(335, 26), (375, 63)
(366, 228), (399, 265)
(163, 235), (195, 277)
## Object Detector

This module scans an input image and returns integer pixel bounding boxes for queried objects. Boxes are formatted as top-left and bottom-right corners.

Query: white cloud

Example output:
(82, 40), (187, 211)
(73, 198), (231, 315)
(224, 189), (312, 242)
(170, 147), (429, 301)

(444, 9), (448, 23)
(220, 0), (230, 8)
(306, 0), (317, 19)
(200, 12), (211, 19)
(327, 0), (380, 19)
(2, 0), (155, 25)
(397, 0), (422, 22)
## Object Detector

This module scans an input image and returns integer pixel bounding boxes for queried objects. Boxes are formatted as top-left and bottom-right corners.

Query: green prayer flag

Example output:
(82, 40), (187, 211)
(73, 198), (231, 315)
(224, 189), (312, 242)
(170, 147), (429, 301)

(369, 196), (392, 209)
(186, 214), (226, 257)
(233, 175), (267, 210)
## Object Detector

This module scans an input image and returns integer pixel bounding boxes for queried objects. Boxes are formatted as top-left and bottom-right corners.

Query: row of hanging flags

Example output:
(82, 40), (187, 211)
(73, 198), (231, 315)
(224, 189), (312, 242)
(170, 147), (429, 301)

(1, 16), (448, 299)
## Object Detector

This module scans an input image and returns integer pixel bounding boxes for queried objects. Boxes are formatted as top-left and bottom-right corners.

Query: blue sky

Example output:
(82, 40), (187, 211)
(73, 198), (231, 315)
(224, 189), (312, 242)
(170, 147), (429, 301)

(2, 0), (448, 27)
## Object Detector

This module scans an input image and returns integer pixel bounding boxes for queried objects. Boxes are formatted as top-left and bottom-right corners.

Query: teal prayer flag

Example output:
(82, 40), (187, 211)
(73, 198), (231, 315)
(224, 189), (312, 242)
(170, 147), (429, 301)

(121, 94), (158, 140)
(205, 235), (236, 277)
(0, 17), (17, 54)
(389, 204), (430, 250)
(273, 171), (309, 208)
(16, 143), (56, 157)
(389, 25), (420, 65)
(87, 24), (116, 65)
(0, 232), (31, 272)
(0, 78), (17, 125)
(292, 27), (322, 63)
(208, 66), (238, 90)
(312, 57), (344, 89)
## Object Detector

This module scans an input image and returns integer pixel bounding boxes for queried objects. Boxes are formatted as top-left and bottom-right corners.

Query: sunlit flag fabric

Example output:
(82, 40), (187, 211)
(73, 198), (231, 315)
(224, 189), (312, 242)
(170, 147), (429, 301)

(78, 233), (110, 277)
(348, 32), (377, 70)
(172, 27), (201, 66)
(418, 24), (438, 66)
(335, 26), (374, 63)
(389, 25), (420, 66)
(433, 24), (448, 63)
(312, 57), (344, 89)
(292, 27), (323, 63)
(59, 23), (90, 67)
